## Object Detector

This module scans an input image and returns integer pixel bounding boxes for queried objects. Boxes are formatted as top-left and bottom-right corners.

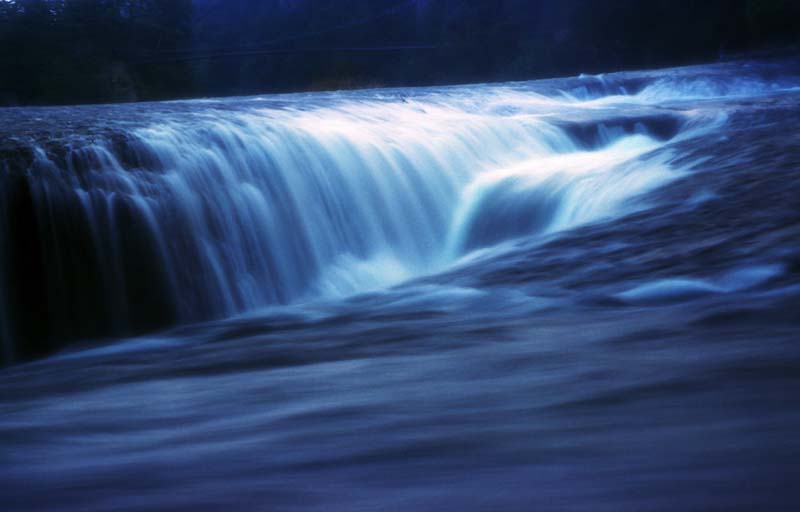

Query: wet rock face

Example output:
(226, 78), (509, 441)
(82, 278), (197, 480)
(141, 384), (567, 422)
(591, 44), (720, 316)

(1, 175), (49, 361)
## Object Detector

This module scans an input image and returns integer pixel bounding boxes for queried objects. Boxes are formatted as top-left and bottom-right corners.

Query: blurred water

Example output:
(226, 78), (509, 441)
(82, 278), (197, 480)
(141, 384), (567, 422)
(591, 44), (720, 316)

(1, 59), (799, 511)
(0, 65), (720, 356)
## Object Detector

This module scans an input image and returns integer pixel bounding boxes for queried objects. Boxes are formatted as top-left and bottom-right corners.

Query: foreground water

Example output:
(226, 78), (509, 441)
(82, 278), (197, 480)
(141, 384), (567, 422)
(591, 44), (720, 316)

(1, 59), (799, 511)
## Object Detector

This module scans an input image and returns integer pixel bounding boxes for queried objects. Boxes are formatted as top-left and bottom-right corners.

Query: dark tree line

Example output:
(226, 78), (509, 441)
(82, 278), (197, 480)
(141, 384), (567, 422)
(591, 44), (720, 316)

(0, 0), (192, 105)
(0, 0), (798, 106)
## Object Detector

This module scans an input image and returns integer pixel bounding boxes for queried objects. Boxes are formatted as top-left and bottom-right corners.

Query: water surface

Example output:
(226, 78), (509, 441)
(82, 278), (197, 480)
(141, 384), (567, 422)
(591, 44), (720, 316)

(1, 59), (799, 511)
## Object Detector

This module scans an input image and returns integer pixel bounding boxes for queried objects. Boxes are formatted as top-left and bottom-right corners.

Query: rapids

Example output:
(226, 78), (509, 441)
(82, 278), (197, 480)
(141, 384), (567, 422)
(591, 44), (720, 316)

(1, 58), (799, 511)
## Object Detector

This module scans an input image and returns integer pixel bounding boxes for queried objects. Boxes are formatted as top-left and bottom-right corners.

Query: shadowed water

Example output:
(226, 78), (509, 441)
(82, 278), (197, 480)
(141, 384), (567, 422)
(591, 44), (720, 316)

(1, 59), (799, 511)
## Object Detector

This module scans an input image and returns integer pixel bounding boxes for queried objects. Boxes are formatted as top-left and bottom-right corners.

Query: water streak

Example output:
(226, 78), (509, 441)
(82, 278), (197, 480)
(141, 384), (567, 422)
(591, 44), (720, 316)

(0, 60), (793, 361)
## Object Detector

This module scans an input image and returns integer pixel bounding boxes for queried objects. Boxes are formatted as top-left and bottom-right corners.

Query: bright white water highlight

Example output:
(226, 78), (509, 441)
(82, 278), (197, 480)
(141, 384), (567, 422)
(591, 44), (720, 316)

(7, 74), (749, 351)
(109, 101), (673, 306)
(445, 134), (676, 253)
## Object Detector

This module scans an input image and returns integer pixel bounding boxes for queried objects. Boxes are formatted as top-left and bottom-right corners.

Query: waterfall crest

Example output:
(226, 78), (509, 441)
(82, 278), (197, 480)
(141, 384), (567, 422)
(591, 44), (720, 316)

(3, 65), (780, 362)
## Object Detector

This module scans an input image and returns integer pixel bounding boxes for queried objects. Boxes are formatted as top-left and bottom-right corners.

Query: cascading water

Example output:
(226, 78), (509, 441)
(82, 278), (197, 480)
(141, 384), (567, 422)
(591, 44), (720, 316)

(0, 61), (791, 363)
(3, 59), (800, 512)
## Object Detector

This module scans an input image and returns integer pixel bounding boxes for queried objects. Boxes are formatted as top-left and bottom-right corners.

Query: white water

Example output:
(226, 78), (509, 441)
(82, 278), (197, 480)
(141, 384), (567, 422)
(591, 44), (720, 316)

(13, 65), (787, 359)
(17, 88), (703, 329)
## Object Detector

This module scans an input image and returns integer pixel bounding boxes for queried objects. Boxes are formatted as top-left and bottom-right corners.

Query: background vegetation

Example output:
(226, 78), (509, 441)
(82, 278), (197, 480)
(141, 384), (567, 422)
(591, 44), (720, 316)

(0, 0), (798, 105)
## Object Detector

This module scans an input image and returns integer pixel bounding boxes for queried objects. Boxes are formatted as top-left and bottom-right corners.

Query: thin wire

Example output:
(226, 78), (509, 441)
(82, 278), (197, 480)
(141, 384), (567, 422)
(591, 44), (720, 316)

(178, 0), (418, 57)
(135, 44), (440, 64)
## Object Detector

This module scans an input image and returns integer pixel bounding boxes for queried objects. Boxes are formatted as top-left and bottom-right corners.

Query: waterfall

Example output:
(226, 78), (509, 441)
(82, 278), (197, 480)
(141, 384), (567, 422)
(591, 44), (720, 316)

(1, 72), (759, 362)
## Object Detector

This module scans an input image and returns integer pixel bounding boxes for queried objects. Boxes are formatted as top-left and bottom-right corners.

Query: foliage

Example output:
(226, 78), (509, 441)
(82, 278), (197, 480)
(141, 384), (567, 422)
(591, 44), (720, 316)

(0, 0), (191, 105)
(0, 0), (797, 105)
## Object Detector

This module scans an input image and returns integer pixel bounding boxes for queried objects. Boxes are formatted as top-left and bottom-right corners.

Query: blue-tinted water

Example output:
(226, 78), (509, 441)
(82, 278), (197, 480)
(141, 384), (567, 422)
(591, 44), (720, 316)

(1, 59), (799, 511)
